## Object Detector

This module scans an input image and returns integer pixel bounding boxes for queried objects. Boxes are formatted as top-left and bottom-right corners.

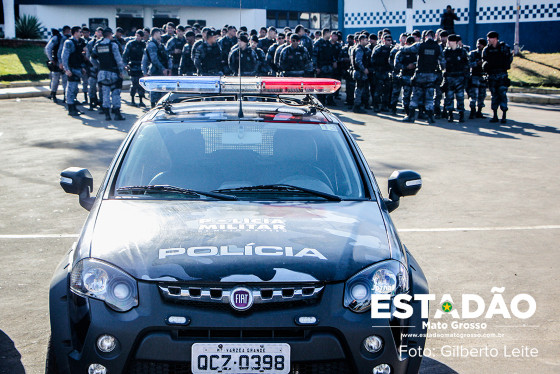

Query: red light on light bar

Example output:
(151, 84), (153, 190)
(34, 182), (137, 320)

(261, 78), (341, 94)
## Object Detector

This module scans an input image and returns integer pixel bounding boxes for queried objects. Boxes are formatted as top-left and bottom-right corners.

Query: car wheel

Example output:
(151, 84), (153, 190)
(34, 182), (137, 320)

(45, 335), (58, 374)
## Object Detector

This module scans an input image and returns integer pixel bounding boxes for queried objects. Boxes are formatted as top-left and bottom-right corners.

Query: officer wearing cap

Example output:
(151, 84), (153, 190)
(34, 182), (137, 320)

(166, 25), (186, 76)
(392, 36), (417, 117)
(405, 30), (445, 123)
(193, 29), (223, 76)
(468, 38), (488, 119)
(142, 28), (172, 107)
(442, 34), (469, 122)
(90, 27), (125, 121)
(85, 27), (103, 110)
(114, 27), (127, 54)
(482, 31), (513, 123)
(228, 33), (257, 76)
(313, 28), (337, 105)
(123, 29), (146, 107)
(279, 33), (312, 77)
(370, 33), (393, 112)
(179, 31), (197, 76)
(266, 32), (286, 76)
(250, 35), (271, 76)
(61, 26), (86, 116)
(350, 34), (370, 114)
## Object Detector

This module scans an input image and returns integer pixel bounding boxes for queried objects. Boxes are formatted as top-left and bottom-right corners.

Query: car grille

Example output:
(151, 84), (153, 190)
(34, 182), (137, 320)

(158, 283), (324, 310)
(126, 359), (353, 374)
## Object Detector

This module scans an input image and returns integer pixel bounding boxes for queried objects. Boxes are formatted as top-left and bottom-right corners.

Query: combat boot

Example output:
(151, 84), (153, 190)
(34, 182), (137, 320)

(89, 97), (97, 111)
(402, 108), (416, 123)
(459, 111), (465, 123)
(476, 106), (484, 118)
(469, 105), (476, 119)
(138, 96), (146, 108)
(417, 108), (426, 120)
(441, 108), (447, 119)
(426, 110), (436, 124)
(390, 104), (397, 116)
(352, 104), (366, 114)
(373, 104), (381, 113)
(50, 91), (58, 104)
(501, 109), (507, 124)
(82, 92), (88, 105)
(490, 110), (499, 123)
(448, 110), (454, 123)
(434, 106), (441, 119)
(103, 108), (111, 121)
(113, 108), (125, 121)
(131, 96), (137, 107)
(67, 104), (80, 116)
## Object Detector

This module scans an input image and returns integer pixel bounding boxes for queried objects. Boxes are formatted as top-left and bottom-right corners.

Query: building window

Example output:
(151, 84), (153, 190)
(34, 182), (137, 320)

(266, 11), (338, 31)
(187, 20), (206, 27)
(89, 18), (108, 31)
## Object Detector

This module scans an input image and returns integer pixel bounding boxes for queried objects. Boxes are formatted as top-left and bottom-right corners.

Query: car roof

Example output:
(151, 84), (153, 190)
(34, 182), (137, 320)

(148, 95), (339, 124)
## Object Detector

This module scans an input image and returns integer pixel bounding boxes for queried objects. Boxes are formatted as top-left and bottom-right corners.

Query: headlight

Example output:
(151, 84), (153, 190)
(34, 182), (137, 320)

(343, 260), (408, 313)
(71, 258), (139, 312)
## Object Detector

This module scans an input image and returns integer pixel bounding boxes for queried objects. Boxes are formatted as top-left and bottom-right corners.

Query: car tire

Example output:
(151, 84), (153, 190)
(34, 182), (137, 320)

(45, 335), (58, 374)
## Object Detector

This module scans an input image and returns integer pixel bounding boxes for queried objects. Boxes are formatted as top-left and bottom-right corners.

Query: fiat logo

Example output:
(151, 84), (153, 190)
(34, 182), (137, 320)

(230, 287), (253, 311)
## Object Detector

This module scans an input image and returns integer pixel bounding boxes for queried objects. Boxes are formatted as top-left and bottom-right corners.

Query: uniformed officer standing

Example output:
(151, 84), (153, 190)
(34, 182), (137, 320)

(61, 26), (86, 116)
(123, 30), (146, 107)
(179, 31), (196, 76)
(266, 32), (286, 76)
(228, 34), (257, 76)
(340, 34), (355, 107)
(482, 31), (513, 123)
(161, 23), (176, 45)
(468, 38), (488, 119)
(392, 36), (417, 116)
(405, 30), (445, 124)
(166, 25), (186, 76)
(114, 27), (127, 54)
(45, 28), (65, 103)
(258, 26), (276, 54)
(295, 25), (313, 58)
(279, 34), (312, 77)
(250, 35), (271, 76)
(80, 27), (91, 105)
(193, 29), (223, 76)
(313, 28), (337, 105)
(274, 33), (291, 74)
(218, 26), (238, 75)
(142, 28), (171, 107)
(442, 34), (470, 122)
(433, 30), (449, 119)
(388, 33), (407, 114)
(350, 34), (370, 114)
(90, 28), (126, 121)
(85, 27), (103, 110)
(370, 34), (393, 112)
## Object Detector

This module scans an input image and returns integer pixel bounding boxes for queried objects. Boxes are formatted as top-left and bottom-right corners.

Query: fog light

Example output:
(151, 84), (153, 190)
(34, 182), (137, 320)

(363, 335), (383, 353)
(167, 316), (189, 325)
(373, 363), (391, 374)
(296, 316), (318, 325)
(88, 363), (107, 374)
(96, 334), (116, 353)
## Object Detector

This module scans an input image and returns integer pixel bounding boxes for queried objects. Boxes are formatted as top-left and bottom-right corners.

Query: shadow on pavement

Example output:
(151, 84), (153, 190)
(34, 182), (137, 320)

(419, 357), (459, 373)
(0, 329), (25, 374)
(54, 100), (136, 133)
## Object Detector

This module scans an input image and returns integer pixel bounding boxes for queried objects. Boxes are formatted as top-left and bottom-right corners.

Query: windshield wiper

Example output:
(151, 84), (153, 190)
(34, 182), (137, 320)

(213, 184), (341, 201)
(116, 185), (238, 201)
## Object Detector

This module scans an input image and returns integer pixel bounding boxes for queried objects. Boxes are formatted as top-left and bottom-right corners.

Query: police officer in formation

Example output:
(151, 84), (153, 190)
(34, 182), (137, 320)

(61, 26), (87, 116)
(85, 27), (103, 111)
(193, 29), (223, 76)
(166, 25), (186, 76)
(350, 34), (370, 114)
(123, 29), (147, 107)
(442, 34), (469, 122)
(340, 34), (355, 107)
(179, 31), (197, 76)
(228, 33), (257, 76)
(468, 38), (487, 119)
(370, 34), (393, 112)
(90, 27), (125, 121)
(142, 28), (171, 108)
(45, 25), (71, 103)
(313, 28), (337, 105)
(279, 34), (312, 77)
(250, 35), (271, 76)
(482, 31), (513, 123)
(392, 36), (417, 117)
(266, 32), (286, 75)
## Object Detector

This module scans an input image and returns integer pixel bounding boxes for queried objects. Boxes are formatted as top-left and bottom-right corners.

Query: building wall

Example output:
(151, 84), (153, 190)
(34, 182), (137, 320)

(19, 4), (266, 38)
(342, 0), (560, 52)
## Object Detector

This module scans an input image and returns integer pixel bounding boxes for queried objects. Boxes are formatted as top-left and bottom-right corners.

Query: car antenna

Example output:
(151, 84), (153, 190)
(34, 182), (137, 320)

(237, 0), (244, 119)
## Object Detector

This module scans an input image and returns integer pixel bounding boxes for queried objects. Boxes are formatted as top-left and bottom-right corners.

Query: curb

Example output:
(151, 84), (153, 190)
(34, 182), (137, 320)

(0, 81), (132, 100)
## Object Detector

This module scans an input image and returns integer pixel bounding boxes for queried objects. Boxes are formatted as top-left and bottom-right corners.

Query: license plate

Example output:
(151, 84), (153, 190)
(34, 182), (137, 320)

(191, 343), (290, 374)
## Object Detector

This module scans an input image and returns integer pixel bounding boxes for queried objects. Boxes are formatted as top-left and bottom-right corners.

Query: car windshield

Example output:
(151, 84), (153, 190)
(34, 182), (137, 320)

(113, 121), (366, 200)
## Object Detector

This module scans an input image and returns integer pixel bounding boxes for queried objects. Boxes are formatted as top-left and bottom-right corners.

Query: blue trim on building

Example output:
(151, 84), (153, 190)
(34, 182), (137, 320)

(16, 0), (337, 13)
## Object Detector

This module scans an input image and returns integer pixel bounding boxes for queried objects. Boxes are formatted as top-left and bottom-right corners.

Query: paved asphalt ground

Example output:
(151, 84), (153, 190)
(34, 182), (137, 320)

(0, 96), (559, 374)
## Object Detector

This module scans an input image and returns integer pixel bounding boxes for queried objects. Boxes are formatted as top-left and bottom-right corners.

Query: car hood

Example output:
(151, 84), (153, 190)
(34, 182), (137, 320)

(89, 200), (391, 283)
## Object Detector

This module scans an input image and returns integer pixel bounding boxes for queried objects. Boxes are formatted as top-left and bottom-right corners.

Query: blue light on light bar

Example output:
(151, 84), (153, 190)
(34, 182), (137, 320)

(140, 76), (220, 93)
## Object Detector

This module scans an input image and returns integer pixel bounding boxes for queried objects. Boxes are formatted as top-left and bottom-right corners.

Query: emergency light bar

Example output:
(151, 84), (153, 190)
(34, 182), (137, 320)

(139, 76), (341, 95)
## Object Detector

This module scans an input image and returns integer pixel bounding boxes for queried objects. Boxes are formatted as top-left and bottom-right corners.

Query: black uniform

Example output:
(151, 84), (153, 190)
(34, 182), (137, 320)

(228, 46), (258, 76)
(482, 42), (513, 117)
(313, 38), (337, 104)
(442, 46), (469, 120)
(166, 36), (187, 75)
(193, 41), (223, 76)
(179, 43), (196, 76)
(370, 43), (392, 111)
(468, 48), (487, 116)
(279, 45), (311, 77)
(340, 43), (355, 106)
(257, 37), (275, 54)
(123, 39), (146, 104)
(351, 44), (370, 110)
(218, 36), (237, 75)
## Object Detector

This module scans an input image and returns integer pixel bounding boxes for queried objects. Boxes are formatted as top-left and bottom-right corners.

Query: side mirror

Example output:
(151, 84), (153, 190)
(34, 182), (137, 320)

(384, 170), (422, 213)
(60, 167), (95, 211)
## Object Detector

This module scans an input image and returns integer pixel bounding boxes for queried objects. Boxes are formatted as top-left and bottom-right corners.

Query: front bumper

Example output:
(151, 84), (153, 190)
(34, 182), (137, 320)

(50, 254), (428, 374)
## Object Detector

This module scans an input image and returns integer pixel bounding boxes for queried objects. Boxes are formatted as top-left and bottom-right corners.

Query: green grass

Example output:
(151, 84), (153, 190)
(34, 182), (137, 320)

(0, 46), (50, 81)
(510, 52), (560, 88)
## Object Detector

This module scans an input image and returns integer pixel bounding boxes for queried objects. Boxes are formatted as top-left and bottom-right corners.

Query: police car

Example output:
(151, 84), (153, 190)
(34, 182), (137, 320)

(48, 76), (428, 374)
